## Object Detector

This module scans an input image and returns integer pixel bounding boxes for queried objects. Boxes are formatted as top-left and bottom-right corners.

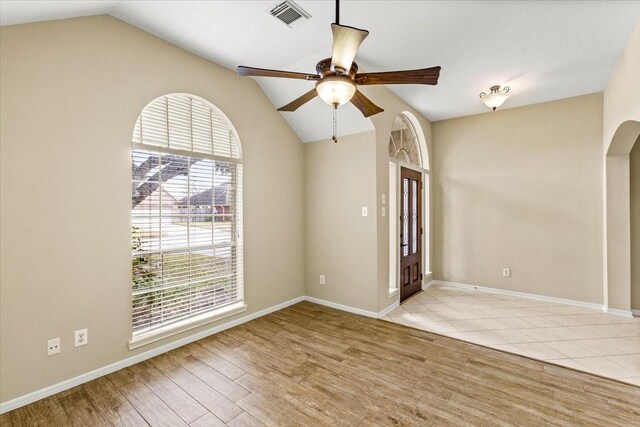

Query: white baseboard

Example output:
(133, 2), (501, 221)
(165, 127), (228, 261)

(378, 300), (400, 318)
(431, 280), (605, 311)
(605, 307), (634, 318)
(423, 280), (435, 290)
(304, 296), (379, 318)
(0, 296), (305, 415)
(304, 296), (399, 319)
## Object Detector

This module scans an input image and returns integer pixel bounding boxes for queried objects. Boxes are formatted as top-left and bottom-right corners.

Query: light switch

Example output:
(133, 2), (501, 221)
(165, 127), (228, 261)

(382, 207), (386, 217)
(381, 194), (386, 205)
(362, 206), (368, 216)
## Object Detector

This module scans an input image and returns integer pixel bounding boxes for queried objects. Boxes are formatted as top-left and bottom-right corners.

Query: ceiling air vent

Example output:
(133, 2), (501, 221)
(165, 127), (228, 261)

(269, 0), (311, 29)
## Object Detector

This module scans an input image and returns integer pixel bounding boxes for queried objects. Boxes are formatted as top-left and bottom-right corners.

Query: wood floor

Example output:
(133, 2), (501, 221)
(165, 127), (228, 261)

(2, 302), (639, 426)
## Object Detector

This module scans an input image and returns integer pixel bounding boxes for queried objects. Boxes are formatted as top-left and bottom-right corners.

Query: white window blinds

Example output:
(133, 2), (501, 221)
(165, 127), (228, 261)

(131, 94), (243, 337)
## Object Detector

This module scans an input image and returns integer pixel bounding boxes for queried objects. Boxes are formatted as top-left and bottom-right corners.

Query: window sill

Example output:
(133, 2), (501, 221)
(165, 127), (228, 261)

(388, 288), (399, 298)
(128, 301), (247, 350)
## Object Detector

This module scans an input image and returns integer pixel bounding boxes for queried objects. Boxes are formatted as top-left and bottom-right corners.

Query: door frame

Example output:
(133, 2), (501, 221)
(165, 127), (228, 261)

(392, 160), (430, 300)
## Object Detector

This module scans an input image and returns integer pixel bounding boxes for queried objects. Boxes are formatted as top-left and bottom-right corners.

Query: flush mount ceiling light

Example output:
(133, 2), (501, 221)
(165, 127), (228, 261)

(479, 85), (510, 111)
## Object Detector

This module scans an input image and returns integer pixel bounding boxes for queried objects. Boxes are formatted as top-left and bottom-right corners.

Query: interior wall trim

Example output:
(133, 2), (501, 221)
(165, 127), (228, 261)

(433, 280), (637, 318)
(303, 296), (402, 319)
(430, 280), (608, 312)
(0, 296), (305, 415)
(378, 300), (400, 318)
(605, 307), (634, 318)
(303, 296), (379, 318)
(423, 280), (435, 290)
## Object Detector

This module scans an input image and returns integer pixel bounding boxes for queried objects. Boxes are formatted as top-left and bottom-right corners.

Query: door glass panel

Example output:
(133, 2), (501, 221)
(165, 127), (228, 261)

(412, 179), (418, 254)
(402, 178), (409, 257)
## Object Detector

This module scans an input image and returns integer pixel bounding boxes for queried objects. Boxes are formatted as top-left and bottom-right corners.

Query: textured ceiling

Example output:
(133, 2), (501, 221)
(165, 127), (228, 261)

(2, 1), (639, 142)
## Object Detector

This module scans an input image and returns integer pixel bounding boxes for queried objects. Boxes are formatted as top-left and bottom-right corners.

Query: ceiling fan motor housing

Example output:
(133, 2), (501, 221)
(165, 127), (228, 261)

(316, 58), (358, 78)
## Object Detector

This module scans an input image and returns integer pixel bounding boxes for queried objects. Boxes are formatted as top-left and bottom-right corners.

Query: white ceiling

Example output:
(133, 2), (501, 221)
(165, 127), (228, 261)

(2, 1), (640, 142)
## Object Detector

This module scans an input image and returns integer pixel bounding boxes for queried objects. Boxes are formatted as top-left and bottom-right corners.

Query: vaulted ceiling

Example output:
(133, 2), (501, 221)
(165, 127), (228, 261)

(2, 1), (639, 142)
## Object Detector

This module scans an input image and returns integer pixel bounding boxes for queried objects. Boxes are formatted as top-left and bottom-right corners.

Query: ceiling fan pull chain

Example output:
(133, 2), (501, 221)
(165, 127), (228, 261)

(332, 103), (338, 143)
(335, 0), (339, 25)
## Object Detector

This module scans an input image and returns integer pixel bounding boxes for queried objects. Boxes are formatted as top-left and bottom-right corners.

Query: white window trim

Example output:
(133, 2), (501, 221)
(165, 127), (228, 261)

(128, 301), (247, 350)
(131, 143), (243, 166)
(130, 93), (244, 347)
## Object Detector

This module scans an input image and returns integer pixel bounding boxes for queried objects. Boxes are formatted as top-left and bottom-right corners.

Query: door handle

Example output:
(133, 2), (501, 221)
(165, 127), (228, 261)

(400, 243), (408, 247)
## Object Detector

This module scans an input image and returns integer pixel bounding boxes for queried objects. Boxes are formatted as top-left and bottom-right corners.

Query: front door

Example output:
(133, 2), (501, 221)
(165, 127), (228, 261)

(400, 167), (422, 302)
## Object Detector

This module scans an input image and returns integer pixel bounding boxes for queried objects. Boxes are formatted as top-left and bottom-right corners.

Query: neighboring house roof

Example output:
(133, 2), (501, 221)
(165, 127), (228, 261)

(178, 183), (232, 206)
(133, 188), (177, 209)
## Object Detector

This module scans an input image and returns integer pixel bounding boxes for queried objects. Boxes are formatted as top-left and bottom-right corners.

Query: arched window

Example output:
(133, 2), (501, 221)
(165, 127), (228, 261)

(130, 94), (243, 346)
(388, 113), (422, 167)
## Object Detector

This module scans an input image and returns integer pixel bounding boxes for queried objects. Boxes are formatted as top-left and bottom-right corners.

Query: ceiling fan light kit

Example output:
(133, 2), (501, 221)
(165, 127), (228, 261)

(480, 85), (510, 111)
(237, 0), (441, 142)
(316, 75), (357, 106)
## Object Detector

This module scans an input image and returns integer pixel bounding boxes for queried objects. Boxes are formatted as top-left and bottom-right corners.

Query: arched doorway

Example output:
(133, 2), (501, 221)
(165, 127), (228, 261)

(605, 120), (640, 316)
(388, 113), (430, 302)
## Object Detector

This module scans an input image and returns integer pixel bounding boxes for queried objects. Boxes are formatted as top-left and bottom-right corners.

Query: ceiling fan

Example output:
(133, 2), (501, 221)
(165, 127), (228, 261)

(237, 0), (441, 138)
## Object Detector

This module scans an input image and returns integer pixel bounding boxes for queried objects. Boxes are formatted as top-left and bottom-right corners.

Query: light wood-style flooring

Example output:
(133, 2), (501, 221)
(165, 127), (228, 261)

(1, 301), (639, 426)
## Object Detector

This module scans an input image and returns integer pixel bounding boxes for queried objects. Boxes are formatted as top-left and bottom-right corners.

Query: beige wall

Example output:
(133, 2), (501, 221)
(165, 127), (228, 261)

(605, 154), (633, 310)
(631, 139), (640, 311)
(604, 23), (640, 154)
(432, 94), (604, 304)
(304, 131), (378, 312)
(303, 85), (434, 314)
(0, 15), (305, 403)
(602, 22), (640, 312)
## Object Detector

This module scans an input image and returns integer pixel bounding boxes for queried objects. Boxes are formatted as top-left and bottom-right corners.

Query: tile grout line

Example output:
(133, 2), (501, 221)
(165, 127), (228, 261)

(387, 284), (640, 385)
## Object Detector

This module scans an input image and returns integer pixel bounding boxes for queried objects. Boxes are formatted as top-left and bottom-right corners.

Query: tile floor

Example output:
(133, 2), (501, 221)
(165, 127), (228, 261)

(381, 284), (640, 386)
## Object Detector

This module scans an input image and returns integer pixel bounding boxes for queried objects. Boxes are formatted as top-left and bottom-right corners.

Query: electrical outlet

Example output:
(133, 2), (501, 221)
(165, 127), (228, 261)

(381, 194), (386, 205)
(47, 338), (60, 356)
(362, 206), (368, 216)
(319, 275), (325, 285)
(382, 206), (386, 217)
(503, 268), (511, 277)
(74, 329), (88, 347)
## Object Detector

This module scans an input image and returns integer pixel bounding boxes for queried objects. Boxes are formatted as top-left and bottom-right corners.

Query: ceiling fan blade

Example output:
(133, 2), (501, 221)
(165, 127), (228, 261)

(330, 23), (369, 74)
(237, 66), (319, 80)
(355, 66), (441, 86)
(277, 89), (318, 112)
(350, 90), (384, 118)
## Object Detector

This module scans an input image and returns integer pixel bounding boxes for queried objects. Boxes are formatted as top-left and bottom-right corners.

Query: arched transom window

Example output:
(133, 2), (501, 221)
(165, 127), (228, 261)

(388, 113), (421, 167)
(130, 94), (244, 345)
